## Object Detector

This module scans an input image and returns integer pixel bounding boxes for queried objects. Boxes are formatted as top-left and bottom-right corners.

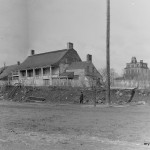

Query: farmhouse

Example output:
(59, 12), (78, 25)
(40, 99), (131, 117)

(0, 43), (102, 87)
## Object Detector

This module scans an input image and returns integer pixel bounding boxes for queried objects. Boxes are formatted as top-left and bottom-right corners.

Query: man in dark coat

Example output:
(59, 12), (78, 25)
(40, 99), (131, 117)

(128, 87), (137, 103)
(80, 92), (84, 104)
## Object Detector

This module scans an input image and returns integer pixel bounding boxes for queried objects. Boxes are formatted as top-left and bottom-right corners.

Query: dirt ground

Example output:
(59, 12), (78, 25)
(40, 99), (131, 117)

(0, 100), (149, 149)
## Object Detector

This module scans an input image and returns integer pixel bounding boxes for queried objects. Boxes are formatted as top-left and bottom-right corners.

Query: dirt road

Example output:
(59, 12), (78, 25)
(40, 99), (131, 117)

(0, 101), (149, 149)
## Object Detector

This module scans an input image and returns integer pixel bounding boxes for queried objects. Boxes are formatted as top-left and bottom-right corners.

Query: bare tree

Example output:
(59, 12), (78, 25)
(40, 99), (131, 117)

(99, 68), (118, 85)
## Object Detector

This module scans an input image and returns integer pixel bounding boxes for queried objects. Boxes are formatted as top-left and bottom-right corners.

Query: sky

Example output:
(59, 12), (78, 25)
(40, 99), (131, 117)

(0, 0), (150, 74)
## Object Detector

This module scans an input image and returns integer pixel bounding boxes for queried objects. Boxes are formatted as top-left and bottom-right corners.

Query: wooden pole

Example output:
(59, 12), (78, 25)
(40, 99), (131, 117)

(106, 0), (111, 105)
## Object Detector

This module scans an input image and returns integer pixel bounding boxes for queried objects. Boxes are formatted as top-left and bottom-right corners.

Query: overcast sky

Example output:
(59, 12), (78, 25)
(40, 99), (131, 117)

(0, 0), (150, 74)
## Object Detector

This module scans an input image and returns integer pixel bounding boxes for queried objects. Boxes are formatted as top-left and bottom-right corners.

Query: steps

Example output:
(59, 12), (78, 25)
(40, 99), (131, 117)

(7, 83), (21, 99)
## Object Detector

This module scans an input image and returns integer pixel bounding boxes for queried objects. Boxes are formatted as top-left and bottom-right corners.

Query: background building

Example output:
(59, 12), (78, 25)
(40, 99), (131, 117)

(112, 57), (150, 89)
(124, 57), (149, 80)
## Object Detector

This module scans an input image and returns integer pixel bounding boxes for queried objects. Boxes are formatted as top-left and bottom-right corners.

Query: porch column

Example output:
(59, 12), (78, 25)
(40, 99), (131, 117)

(33, 69), (35, 86)
(40, 68), (44, 86)
(8, 74), (10, 85)
(50, 66), (52, 85)
(33, 69), (35, 77)
(41, 68), (43, 77)
(26, 70), (28, 78)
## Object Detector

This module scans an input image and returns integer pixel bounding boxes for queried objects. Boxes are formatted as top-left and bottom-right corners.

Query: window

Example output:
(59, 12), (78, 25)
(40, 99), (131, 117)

(43, 67), (50, 76)
(13, 71), (19, 76)
(21, 70), (26, 77)
(13, 76), (19, 80)
(27, 70), (33, 77)
(74, 75), (79, 80)
(35, 68), (41, 76)
(43, 79), (50, 86)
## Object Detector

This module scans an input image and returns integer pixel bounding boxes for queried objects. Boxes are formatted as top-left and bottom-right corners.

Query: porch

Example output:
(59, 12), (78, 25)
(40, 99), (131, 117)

(19, 66), (59, 86)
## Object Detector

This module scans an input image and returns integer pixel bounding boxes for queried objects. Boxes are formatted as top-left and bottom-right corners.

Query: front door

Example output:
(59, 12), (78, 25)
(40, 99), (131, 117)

(43, 79), (50, 86)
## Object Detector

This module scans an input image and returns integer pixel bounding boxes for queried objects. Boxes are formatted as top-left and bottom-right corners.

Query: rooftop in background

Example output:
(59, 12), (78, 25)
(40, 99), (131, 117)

(0, 64), (19, 80)
(125, 57), (148, 69)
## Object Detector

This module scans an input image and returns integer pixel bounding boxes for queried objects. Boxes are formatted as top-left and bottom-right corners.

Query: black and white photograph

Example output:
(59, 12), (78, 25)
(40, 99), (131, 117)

(0, 0), (150, 149)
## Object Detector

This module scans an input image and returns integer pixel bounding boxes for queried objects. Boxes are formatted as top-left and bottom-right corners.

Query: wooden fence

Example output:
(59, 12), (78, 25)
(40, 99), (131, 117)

(52, 78), (86, 87)
(17, 78), (90, 87)
(112, 79), (150, 89)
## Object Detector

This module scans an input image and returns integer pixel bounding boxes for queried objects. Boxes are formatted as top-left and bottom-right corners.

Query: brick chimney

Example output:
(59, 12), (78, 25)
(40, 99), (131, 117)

(87, 54), (92, 62)
(131, 57), (137, 63)
(17, 61), (20, 65)
(31, 50), (35, 56)
(140, 60), (143, 63)
(67, 42), (73, 50)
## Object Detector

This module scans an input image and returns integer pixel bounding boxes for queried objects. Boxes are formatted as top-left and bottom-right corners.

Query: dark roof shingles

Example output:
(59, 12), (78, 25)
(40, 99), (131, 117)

(0, 65), (19, 80)
(18, 49), (68, 70)
(67, 61), (91, 70)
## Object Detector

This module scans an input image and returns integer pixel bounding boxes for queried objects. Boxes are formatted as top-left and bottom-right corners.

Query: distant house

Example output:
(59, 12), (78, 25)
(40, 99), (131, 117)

(112, 57), (150, 89)
(0, 62), (20, 86)
(124, 57), (149, 80)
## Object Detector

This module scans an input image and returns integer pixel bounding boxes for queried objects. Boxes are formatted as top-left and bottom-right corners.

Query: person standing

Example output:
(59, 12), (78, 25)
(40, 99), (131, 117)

(128, 87), (137, 103)
(80, 92), (84, 104)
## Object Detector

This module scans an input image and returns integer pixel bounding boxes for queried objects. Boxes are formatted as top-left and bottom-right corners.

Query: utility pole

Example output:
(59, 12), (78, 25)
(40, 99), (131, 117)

(106, 0), (111, 104)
